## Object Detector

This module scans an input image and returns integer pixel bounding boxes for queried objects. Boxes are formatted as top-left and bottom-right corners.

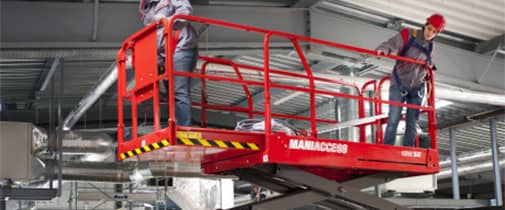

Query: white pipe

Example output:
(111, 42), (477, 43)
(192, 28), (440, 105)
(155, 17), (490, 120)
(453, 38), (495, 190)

(62, 59), (504, 132)
(39, 57), (62, 92)
(439, 147), (505, 168)
(437, 158), (505, 180)
(201, 62), (505, 106)
(438, 146), (505, 180)
(436, 88), (505, 107)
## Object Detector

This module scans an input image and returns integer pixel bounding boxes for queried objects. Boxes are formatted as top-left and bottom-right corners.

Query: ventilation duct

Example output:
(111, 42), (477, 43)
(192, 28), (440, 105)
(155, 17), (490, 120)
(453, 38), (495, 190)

(62, 58), (131, 131)
(202, 63), (505, 107)
(56, 162), (205, 183)
(437, 158), (505, 180)
(439, 147), (505, 168)
(437, 147), (505, 180)
(60, 131), (115, 162)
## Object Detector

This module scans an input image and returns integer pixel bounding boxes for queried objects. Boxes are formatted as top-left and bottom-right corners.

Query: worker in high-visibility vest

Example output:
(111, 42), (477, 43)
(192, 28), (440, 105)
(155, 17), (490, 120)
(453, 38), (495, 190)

(376, 14), (445, 147)
(139, 0), (198, 126)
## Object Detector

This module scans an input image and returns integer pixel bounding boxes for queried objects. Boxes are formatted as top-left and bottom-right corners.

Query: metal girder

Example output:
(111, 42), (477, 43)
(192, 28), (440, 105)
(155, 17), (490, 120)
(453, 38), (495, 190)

(0, 42), (295, 60)
(0, 2), (307, 44)
(387, 198), (493, 209)
(0, 106), (243, 129)
(310, 9), (505, 91)
(290, 0), (322, 8)
(475, 34), (505, 55)
(0, 188), (57, 201)
(78, 192), (158, 202)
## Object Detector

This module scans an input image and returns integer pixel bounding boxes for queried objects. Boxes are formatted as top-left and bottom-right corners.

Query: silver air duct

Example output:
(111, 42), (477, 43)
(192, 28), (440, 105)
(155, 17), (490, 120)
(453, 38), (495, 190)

(439, 147), (505, 168)
(202, 63), (505, 107)
(62, 58), (131, 131)
(57, 162), (205, 182)
(62, 58), (504, 132)
(437, 158), (505, 180)
(61, 131), (115, 162)
(437, 147), (505, 180)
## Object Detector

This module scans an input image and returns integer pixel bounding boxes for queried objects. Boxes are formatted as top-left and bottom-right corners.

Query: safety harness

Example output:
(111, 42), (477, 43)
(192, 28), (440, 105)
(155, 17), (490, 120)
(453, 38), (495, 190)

(393, 29), (433, 98)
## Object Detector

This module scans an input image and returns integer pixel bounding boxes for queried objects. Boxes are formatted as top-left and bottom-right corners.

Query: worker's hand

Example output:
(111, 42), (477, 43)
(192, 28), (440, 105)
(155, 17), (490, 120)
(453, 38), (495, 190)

(376, 50), (384, 56)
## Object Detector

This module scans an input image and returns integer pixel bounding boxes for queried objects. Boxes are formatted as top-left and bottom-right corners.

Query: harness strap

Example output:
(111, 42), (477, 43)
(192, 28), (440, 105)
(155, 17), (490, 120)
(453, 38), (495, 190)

(392, 29), (432, 99)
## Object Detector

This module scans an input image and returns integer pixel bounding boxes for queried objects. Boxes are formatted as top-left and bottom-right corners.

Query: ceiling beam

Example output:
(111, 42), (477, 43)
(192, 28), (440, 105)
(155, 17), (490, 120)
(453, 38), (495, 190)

(475, 34), (504, 55)
(290, 0), (322, 8)
(0, 2), (307, 44)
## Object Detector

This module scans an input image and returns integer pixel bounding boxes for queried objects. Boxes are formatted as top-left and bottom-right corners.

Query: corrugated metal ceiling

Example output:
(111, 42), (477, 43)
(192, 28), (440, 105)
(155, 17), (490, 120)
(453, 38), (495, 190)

(336, 0), (505, 41)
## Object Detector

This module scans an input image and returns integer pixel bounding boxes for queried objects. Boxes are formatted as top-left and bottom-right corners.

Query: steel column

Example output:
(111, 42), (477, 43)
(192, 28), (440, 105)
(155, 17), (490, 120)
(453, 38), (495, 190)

(48, 69), (55, 189)
(57, 59), (64, 197)
(490, 118), (503, 206)
(449, 128), (460, 199)
(91, 0), (99, 41)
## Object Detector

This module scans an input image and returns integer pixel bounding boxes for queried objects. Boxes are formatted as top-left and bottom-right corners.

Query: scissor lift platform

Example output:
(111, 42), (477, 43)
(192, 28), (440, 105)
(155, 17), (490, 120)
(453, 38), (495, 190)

(118, 126), (438, 177)
(117, 15), (439, 209)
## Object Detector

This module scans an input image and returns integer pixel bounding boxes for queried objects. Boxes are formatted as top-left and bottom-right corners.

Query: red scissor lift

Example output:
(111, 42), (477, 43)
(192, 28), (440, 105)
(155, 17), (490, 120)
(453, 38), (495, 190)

(117, 15), (439, 210)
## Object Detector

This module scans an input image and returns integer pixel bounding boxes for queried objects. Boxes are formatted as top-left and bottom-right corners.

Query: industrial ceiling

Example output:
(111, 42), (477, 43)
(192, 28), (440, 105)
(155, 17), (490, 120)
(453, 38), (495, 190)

(0, 0), (504, 175)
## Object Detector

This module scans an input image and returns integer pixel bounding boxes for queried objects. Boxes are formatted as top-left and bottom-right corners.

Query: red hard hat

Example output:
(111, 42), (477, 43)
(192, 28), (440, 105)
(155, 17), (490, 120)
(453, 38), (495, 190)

(427, 14), (445, 32)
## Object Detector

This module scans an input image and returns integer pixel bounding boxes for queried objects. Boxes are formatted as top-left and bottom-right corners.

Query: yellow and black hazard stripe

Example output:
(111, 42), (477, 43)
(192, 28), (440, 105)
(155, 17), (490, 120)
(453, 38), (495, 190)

(119, 132), (260, 160)
(176, 132), (259, 150)
(119, 139), (170, 160)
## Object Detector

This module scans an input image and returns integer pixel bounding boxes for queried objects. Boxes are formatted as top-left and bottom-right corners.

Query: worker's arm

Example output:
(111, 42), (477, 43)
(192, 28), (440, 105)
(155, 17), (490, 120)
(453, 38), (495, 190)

(428, 44), (437, 70)
(152, 0), (192, 30)
(170, 0), (193, 30)
(375, 29), (407, 55)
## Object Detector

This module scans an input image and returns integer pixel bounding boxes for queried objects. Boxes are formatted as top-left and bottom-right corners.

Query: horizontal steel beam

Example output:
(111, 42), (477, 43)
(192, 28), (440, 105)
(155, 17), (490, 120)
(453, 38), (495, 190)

(387, 198), (493, 209)
(0, 188), (57, 201)
(0, 2), (307, 44)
